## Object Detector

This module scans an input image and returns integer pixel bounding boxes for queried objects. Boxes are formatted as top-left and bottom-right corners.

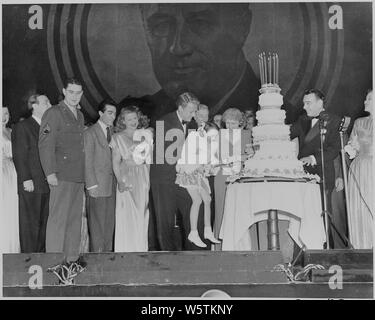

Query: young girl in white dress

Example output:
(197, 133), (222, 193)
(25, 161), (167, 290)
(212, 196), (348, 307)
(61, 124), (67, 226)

(176, 122), (221, 248)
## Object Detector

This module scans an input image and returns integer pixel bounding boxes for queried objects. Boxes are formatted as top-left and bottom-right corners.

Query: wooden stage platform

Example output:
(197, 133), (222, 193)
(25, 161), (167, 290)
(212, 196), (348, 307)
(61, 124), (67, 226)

(2, 250), (373, 298)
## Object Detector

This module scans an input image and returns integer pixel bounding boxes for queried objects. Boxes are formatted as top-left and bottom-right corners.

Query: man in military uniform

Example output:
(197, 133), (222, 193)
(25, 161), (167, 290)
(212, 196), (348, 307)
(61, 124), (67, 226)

(39, 78), (85, 262)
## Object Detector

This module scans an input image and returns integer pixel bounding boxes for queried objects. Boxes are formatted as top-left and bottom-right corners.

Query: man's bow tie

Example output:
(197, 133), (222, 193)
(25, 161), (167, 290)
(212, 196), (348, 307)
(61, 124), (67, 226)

(307, 111), (329, 121)
(182, 120), (188, 125)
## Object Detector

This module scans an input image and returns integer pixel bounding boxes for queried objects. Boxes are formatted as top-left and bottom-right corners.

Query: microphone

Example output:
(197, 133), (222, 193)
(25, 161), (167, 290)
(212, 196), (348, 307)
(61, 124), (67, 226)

(319, 111), (329, 134)
(338, 116), (351, 132)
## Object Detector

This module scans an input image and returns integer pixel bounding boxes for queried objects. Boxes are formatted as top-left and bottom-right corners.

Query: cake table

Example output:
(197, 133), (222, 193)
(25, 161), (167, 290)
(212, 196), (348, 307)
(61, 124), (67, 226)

(219, 178), (326, 251)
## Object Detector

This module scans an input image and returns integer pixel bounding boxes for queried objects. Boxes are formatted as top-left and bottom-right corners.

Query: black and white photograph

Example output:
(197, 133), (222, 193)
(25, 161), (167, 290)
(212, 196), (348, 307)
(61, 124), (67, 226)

(1, 0), (373, 302)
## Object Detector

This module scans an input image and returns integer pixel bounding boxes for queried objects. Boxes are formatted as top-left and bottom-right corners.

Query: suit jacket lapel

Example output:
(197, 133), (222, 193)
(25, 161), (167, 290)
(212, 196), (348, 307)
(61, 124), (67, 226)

(93, 122), (110, 151)
(77, 108), (84, 126)
(173, 111), (185, 132)
(304, 120), (320, 144)
(29, 117), (40, 141)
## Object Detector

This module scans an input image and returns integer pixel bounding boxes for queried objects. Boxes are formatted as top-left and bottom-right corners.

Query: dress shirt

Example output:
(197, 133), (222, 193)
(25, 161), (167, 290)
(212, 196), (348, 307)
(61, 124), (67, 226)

(176, 111), (186, 134)
(32, 115), (41, 125)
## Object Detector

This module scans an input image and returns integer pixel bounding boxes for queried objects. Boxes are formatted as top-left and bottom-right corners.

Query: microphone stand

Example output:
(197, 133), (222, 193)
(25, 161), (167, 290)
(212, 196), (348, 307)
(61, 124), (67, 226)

(319, 122), (330, 249)
(339, 132), (350, 226)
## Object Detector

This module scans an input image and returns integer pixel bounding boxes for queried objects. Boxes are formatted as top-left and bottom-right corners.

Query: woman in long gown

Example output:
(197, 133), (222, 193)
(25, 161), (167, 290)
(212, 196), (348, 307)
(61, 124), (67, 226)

(2, 106), (20, 253)
(110, 106), (152, 252)
(213, 108), (252, 250)
(345, 89), (373, 249)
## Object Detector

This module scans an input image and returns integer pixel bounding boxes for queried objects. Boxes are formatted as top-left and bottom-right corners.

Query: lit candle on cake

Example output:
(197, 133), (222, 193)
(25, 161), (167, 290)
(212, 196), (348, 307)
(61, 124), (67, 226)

(268, 53), (271, 84)
(259, 55), (264, 85)
(262, 52), (266, 84)
(273, 53), (276, 85)
(265, 54), (268, 85)
(276, 53), (279, 85)
(261, 53), (264, 84)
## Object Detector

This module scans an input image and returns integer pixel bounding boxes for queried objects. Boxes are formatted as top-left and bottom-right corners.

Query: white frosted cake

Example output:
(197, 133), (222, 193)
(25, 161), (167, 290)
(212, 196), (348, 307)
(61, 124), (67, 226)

(243, 85), (314, 179)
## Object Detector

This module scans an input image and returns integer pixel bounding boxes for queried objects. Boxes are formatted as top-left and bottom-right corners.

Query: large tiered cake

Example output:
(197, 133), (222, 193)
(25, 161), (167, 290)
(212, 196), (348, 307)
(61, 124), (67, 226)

(243, 52), (316, 180)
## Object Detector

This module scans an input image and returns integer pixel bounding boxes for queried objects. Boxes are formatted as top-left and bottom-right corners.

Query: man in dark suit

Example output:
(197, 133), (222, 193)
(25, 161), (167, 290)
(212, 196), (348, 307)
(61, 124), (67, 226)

(84, 99), (117, 252)
(290, 89), (341, 248)
(150, 92), (203, 250)
(11, 94), (51, 253)
(39, 78), (85, 262)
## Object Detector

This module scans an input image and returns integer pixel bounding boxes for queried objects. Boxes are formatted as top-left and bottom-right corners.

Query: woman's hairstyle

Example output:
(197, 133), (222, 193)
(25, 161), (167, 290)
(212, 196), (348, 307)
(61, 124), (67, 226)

(360, 88), (373, 118)
(176, 92), (199, 109)
(2, 106), (11, 128)
(222, 107), (244, 127)
(114, 105), (150, 132)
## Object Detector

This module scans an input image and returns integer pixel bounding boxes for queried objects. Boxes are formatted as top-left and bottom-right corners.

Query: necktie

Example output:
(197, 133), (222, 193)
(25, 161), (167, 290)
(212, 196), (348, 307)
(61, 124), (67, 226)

(106, 126), (111, 143)
(181, 120), (189, 138)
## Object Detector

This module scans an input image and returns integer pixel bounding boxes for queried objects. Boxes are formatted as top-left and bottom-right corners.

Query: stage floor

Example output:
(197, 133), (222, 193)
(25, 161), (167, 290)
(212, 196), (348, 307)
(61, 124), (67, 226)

(2, 249), (373, 298)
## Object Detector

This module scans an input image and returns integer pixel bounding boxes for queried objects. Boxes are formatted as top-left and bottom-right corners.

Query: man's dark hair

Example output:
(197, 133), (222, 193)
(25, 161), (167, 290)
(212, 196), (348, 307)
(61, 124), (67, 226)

(27, 93), (42, 112)
(176, 92), (199, 109)
(304, 88), (325, 102)
(98, 98), (117, 113)
(63, 77), (82, 89)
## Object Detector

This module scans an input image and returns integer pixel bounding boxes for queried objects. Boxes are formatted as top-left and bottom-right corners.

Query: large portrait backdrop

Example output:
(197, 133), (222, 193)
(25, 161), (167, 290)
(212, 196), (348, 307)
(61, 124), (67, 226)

(2, 2), (372, 124)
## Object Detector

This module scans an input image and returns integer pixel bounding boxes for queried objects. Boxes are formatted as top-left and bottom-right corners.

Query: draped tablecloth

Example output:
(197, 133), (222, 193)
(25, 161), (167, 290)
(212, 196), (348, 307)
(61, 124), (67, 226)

(219, 181), (325, 250)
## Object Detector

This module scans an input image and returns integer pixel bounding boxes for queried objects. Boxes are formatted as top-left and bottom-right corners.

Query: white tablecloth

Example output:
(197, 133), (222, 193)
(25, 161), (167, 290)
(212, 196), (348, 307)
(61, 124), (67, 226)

(219, 181), (325, 250)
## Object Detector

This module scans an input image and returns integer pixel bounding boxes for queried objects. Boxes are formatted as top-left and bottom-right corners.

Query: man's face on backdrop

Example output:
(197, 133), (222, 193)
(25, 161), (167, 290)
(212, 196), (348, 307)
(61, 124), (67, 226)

(141, 3), (251, 102)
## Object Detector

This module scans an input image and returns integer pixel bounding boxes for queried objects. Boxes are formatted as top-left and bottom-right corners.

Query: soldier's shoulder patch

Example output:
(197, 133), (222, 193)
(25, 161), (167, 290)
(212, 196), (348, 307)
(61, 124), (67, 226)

(42, 124), (51, 134)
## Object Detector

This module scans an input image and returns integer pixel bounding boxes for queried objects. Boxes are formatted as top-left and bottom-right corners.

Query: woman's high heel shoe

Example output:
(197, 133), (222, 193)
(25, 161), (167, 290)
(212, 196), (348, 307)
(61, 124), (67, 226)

(204, 227), (221, 244)
(188, 231), (207, 248)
